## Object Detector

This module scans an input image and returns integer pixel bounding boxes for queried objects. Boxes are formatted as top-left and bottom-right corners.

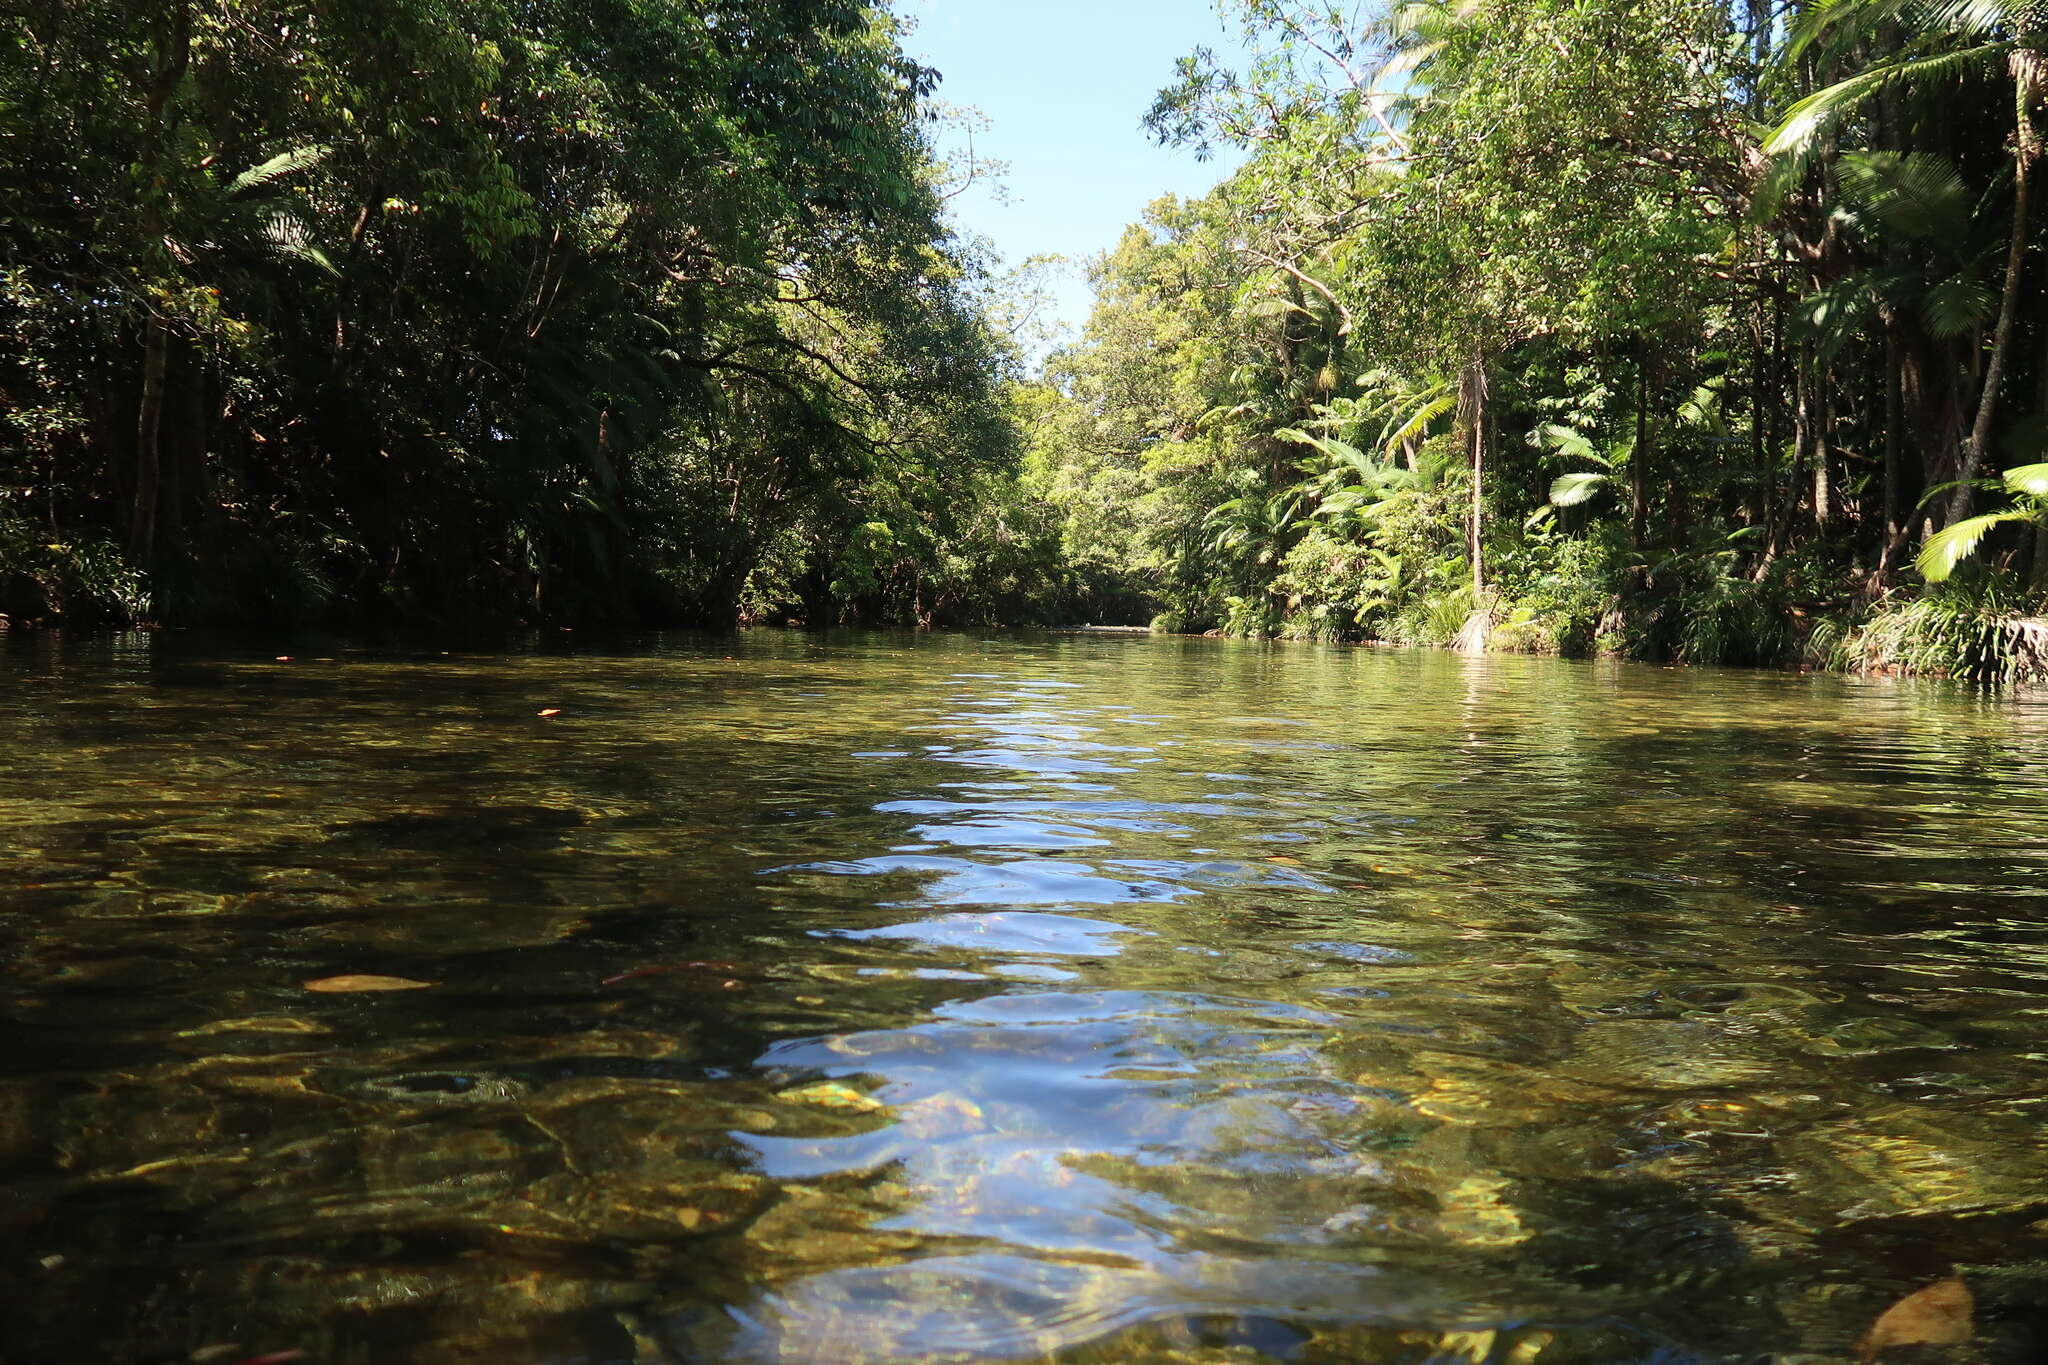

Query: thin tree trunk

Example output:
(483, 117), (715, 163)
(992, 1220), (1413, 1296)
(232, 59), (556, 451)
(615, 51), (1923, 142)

(1462, 358), (1488, 596)
(131, 317), (167, 565)
(131, 0), (190, 570)
(1878, 326), (1906, 578)
(1791, 341), (1813, 538)
(1947, 66), (2039, 524)
(1630, 350), (1651, 550)
(1757, 292), (1786, 575)
(1814, 377), (1834, 531)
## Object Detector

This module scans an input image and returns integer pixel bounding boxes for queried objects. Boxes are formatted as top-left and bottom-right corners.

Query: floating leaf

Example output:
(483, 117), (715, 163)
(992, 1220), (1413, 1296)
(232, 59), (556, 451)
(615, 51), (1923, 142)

(1858, 1275), (1972, 1363)
(537, 707), (563, 717)
(302, 974), (435, 993)
(780, 1081), (885, 1113)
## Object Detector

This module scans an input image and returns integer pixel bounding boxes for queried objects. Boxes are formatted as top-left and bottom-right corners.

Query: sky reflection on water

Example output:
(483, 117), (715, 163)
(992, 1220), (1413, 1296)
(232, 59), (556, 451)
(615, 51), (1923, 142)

(4, 630), (2048, 1363)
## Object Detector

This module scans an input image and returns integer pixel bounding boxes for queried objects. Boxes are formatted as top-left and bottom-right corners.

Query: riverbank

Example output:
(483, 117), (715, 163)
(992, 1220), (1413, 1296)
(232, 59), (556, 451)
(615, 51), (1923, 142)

(1150, 577), (2048, 687)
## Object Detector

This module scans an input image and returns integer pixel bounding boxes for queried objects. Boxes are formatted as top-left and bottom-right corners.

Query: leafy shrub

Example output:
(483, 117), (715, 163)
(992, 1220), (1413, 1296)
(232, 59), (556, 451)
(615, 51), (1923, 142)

(0, 507), (151, 624)
(1673, 569), (1794, 667)
(1828, 577), (2048, 685)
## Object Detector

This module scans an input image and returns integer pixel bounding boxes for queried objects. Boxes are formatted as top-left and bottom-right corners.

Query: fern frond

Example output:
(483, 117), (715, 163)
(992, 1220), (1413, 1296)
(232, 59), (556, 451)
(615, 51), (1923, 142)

(229, 144), (332, 198)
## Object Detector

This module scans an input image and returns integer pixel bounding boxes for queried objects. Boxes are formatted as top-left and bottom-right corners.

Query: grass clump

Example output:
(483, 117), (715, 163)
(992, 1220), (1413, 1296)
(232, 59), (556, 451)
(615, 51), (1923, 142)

(1825, 578), (2048, 685)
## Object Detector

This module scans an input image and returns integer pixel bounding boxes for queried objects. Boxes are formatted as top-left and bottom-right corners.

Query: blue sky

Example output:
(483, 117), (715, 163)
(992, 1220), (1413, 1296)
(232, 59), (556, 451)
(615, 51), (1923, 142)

(902, 0), (1247, 342)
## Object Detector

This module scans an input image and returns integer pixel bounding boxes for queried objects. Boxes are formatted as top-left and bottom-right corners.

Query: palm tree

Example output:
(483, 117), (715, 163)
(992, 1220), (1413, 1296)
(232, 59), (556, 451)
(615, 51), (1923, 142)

(1765, 0), (2046, 526)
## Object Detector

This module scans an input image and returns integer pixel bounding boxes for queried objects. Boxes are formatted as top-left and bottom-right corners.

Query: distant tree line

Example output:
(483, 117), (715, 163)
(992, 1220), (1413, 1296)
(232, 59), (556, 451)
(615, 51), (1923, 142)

(1026, 0), (2048, 681)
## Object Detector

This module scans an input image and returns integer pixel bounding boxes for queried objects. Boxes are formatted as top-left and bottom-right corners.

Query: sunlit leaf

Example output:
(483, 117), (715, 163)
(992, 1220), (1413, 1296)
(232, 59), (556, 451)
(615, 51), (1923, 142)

(2001, 462), (2048, 498)
(227, 143), (330, 197)
(303, 974), (436, 993)
(1550, 471), (1611, 507)
(1528, 423), (1596, 462)
(1916, 510), (2032, 581)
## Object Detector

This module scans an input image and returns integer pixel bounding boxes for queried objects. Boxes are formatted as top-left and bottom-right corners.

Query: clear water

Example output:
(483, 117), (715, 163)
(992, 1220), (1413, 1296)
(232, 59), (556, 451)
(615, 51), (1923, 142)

(3, 629), (2047, 1364)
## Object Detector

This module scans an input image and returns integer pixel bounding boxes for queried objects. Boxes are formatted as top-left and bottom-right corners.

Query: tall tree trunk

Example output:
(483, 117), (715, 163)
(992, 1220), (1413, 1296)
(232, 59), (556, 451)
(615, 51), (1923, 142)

(1460, 357), (1489, 597)
(1814, 377), (1834, 531)
(1878, 326), (1907, 579)
(1458, 358), (1490, 597)
(1630, 349), (1652, 551)
(1791, 341), (1815, 538)
(131, 318), (167, 565)
(1946, 62), (2040, 524)
(131, 0), (191, 571)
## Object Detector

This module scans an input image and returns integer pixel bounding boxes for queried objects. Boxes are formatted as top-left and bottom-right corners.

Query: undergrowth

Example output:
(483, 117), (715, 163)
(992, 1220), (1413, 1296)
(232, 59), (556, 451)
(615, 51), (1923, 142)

(1818, 577), (2048, 685)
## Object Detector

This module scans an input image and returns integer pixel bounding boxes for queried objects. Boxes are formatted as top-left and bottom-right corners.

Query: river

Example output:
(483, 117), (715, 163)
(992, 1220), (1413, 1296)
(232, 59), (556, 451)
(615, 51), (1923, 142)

(4, 629), (2047, 1363)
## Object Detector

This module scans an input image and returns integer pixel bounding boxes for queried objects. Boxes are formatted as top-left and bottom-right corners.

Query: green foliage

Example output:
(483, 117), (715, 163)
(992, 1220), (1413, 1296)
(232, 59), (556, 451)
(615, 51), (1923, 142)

(1829, 578), (2048, 685)
(0, 508), (150, 623)
(1918, 464), (2048, 581)
(0, 0), (1023, 628)
(1022, 0), (2048, 682)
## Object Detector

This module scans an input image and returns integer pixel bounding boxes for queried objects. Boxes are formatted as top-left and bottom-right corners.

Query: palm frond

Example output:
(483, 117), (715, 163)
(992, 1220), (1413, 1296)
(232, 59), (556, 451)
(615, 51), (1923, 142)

(1678, 381), (1730, 436)
(1921, 271), (1996, 338)
(2001, 462), (2048, 497)
(1550, 471), (1612, 507)
(229, 144), (332, 198)
(1528, 422), (1598, 462)
(1789, 0), (2018, 60)
(262, 212), (340, 276)
(1793, 275), (1883, 361)
(1836, 151), (1972, 242)
(1917, 509), (2033, 580)
(1919, 0), (2037, 39)
(1766, 47), (2004, 169)
(1379, 391), (1456, 454)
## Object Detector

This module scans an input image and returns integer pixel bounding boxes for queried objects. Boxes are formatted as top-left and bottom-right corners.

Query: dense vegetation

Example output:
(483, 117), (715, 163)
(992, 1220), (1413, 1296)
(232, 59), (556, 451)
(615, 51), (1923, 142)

(7, 1), (2048, 681)
(1026, 0), (2048, 681)
(0, 0), (1053, 628)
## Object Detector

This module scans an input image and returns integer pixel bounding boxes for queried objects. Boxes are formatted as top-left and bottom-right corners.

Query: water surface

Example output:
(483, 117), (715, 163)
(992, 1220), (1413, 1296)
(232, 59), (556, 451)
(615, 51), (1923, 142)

(4, 630), (2048, 1363)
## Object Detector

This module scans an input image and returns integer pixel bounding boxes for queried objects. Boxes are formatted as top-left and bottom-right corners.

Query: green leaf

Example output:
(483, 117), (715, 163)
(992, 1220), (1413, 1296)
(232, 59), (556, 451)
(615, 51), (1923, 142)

(1763, 47), (2001, 202)
(1528, 422), (1596, 462)
(228, 144), (332, 198)
(1380, 392), (1455, 454)
(1921, 272), (1995, 339)
(1549, 471), (1611, 507)
(1916, 509), (2033, 582)
(1836, 151), (1971, 243)
(2001, 463), (2048, 498)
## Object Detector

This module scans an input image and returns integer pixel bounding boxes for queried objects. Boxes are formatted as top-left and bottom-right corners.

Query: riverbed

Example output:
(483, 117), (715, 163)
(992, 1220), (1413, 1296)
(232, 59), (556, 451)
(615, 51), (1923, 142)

(3, 630), (2047, 1362)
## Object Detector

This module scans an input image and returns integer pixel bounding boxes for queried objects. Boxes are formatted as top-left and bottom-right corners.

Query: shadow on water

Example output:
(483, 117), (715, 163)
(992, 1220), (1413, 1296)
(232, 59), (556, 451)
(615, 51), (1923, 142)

(3, 629), (2048, 1362)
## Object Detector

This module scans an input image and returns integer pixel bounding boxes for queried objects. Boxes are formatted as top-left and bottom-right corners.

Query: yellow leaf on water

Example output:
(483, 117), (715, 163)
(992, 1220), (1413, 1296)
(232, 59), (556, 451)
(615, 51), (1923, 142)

(537, 708), (563, 717)
(1267, 855), (1303, 866)
(303, 974), (435, 993)
(780, 1081), (884, 1113)
(1860, 1276), (1972, 1363)
(178, 1015), (330, 1037)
